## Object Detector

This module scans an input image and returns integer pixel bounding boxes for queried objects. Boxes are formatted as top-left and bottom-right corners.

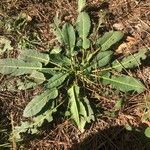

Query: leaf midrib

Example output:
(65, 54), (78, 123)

(23, 55), (48, 64)
(0, 65), (41, 70)
(101, 76), (144, 89)
(102, 53), (143, 71)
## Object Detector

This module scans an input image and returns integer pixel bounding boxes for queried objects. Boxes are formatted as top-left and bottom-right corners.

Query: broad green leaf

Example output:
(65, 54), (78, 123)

(112, 48), (148, 72)
(19, 49), (50, 65)
(68, 84), (80, 127)
(101, 75), (145, 93)
(0, 36), (13, 54)
(46, 73), (69, 89)
(62, 23), (76, 55)
(78, 0), (86, 12)
(88, 51), (113, 70)
(76, 12), (91, 49)
(68, 85), (94, 131)
(23, 88), (58, 117)
(97, 31), (124, 51)
(0, 58), (42, 76)
(145, 127), (150, 138)
(29, 71), (46, 84)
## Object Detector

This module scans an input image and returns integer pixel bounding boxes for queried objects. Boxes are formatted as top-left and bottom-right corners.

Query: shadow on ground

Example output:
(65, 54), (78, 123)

(71, 125), (150, 150)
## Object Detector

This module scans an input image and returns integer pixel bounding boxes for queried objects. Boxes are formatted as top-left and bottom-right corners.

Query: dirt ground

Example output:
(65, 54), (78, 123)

(0, 0), (150, 149)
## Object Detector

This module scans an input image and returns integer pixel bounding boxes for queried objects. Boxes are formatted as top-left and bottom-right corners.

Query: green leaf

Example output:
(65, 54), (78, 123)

(97, 31), (124, 51)
(112, 48), (148, 72)
(88, 51), (113, 70)
(62, 23), (76, 55)
(32, 101), (56, 124)
(0, 58), (42, 76)
(101, 75), (145, 93)
(113, 99), (123, 111)
(19, 49), (50, 65)
(50, 47), (62, 54)
(40, 68), (57, 75)
(29, 71), (46, 84)
(17, 80), (37, 90)
(68, 84), (94, 132)
(76, 12), (91, 49)
(82, 38), (91, 50)
(145, 127), (150, 138)
(68, 84), (81, 127)
(46, 73), (69, 89)
(23, 89), (58, 117)
(78, 0), (86, 12)
(49, 54), (71, 67)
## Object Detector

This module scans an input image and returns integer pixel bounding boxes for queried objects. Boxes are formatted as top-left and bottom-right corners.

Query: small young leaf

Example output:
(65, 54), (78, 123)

(82, 38), (91, 50)
(17, 79), (37, 90)
(125, 124), (132, 131)
(113, 99), (123, 111)
(29, 71), (46, 84)
(19, 49), (50, 65)
(49, 54), (71, 67)
(145, 127), (150, 138)
(78, 0), (86, 12)
(101, 75), (145, 93)
(97, 31), (124, 51)
(53, 15), (64, 44)
(0, 36), (13, 54)
(23, 89), (58, 117)
(62, 23), (76, 55)
(76, 12), (91, 49)
(50, 47), (62, 54)
(46, 73), (69, 89)
(0, 58), (42, 76)
(112, 48), (148, 72)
